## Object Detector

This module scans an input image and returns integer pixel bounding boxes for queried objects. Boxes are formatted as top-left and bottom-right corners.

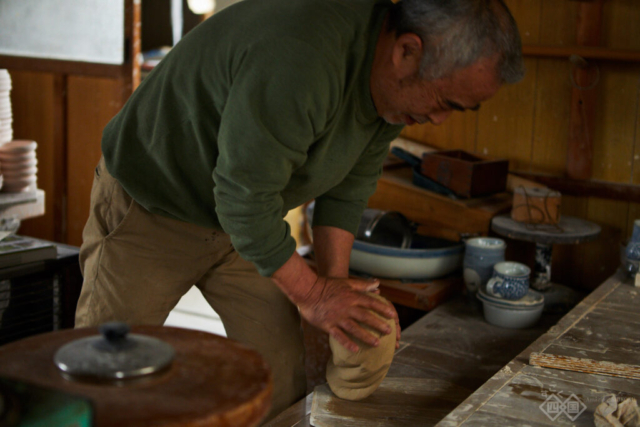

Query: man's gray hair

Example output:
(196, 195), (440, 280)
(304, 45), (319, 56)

(388, 0), (525, 84)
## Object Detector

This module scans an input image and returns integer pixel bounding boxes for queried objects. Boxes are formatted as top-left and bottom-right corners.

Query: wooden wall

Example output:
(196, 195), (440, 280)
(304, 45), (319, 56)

(402, 0), (640, 290)
(10, 73), (129, 246)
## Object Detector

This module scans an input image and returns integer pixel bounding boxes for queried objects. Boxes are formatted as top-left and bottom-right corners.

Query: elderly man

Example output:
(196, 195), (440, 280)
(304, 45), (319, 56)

(76, 0), (523, 420)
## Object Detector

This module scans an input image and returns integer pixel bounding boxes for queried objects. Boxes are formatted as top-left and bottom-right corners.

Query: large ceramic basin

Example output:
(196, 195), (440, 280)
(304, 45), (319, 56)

(349, 235), (464, 280)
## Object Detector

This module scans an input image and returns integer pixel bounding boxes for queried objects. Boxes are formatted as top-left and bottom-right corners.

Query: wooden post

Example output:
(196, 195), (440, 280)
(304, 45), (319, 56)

(123, 0), (142, 95)
(52, 75), (68, 243)
(567, 0), (604, 180)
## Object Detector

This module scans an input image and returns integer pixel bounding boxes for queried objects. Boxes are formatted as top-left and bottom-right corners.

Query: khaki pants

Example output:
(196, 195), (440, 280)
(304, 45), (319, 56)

(76, 158), (307, 422)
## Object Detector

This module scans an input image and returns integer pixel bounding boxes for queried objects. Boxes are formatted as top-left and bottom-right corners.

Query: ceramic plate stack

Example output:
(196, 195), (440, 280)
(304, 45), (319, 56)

(0, 70), (12, 145)
(0, 140), (38, 193)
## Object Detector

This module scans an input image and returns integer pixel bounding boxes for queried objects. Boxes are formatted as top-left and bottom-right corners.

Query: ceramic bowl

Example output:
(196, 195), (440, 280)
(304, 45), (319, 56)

(349, 234), (464, 280)
(477, 288), (544, 329)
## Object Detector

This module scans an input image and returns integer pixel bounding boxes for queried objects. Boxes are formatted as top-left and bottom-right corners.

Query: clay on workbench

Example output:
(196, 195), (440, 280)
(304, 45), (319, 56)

(326, 294), (396, 401)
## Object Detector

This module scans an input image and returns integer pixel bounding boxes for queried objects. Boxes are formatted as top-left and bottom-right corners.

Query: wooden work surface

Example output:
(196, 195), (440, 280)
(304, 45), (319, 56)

(439, 270), (640, 426)
(266, 295), (562, 426)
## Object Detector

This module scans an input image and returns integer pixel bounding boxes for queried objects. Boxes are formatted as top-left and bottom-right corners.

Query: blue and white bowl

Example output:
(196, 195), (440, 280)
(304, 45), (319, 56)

(477, 288), (544, 329)
(349, 235), (464, 280)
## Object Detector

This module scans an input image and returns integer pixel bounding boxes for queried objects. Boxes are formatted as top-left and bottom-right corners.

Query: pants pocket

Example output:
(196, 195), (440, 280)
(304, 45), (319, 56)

(87, 158), (138, 240)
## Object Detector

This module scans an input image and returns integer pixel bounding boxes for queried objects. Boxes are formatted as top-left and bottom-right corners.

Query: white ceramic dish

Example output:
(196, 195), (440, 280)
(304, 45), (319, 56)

(0, 158), (37, 170)
(0, 140), (36, 154)
(1, 183), (33, 193)
(0, 151), (36, 162)
(2, 175), (36, 188)
(477, 289), (544, 329)
(1, 167), (37, 179)
(349, 235), (464, 280)
(478, 287), (543, 307)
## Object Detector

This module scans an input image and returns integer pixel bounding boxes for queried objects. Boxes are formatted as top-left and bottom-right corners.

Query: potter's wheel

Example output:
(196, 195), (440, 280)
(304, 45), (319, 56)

(0, 326), (272, 427)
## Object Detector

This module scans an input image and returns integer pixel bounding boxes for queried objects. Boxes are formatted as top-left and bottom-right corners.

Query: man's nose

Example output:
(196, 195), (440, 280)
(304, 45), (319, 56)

(428, 110), (453, 125)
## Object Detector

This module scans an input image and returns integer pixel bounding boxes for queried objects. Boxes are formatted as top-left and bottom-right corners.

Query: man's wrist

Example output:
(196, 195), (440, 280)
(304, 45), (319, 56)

(271, 251), (319, 306)
(313, 225), (354, 278)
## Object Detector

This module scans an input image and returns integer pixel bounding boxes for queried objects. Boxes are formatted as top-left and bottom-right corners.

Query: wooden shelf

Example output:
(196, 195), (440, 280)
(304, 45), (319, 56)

(522, 44), (640, 63)
(368, 166), (512, 240)
(512, 171), (640, 203)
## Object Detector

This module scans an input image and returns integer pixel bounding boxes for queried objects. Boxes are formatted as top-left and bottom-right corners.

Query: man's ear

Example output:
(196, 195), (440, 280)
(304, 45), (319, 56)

(391, 33), (423, 79)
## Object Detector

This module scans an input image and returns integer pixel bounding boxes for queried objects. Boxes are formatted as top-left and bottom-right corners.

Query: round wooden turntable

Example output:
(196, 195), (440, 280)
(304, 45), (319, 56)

(0, 325), (272, 426)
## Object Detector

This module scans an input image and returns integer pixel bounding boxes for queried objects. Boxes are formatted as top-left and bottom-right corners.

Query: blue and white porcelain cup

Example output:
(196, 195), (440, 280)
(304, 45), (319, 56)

(463, 237), (506, 295)
(625, 219), (640, 261)
(486, 262), (530, 300)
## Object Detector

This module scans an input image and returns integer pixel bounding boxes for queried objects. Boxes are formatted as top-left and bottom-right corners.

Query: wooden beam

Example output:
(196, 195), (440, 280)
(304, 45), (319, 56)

(0, 55), (127, 79)
(124, 0), (142, 93)
(567, 0), (604, 180)
(512, 171), (640, 203)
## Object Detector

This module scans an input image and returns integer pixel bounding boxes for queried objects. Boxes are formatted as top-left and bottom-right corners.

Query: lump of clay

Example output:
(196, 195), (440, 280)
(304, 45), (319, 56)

(326, 293), (396, 401)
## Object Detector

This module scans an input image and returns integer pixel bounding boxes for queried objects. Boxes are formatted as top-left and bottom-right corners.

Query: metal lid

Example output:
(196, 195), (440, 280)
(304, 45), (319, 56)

(54, 323), (175, 380)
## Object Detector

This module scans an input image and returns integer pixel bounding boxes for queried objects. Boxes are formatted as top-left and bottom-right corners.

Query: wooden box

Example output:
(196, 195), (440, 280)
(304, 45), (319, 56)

(421, 150), (509, 198)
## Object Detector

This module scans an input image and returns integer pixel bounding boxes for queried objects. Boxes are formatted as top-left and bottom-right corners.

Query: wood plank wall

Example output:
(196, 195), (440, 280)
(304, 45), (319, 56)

(402, 0), (640, 290)
(10, 73), (127, 246)
(10, 72), (58, 241)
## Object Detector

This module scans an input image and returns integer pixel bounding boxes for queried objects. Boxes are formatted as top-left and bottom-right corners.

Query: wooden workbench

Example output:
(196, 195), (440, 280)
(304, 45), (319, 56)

(266, 294), (563, 426)
(439, 270), (640, 426)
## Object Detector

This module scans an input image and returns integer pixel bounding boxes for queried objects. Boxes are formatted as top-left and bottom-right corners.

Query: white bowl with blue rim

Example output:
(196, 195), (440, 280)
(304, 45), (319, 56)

(477, 287), (544, 329)
(349, 234), (464, 280)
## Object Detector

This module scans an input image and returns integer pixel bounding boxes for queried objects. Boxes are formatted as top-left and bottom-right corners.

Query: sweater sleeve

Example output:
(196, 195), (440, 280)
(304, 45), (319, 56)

(213, 38), (337, 277)
(312, 124), (403, 235)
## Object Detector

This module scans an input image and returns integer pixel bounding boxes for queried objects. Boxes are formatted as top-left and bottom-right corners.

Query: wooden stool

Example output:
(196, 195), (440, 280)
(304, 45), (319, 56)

(0, 326), (272, 426)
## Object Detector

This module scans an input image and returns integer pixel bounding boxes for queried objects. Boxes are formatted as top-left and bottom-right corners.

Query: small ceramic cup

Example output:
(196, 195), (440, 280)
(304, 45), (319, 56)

(625, 219), (640, 261)
(463, 237), (506, 295)
(486, 261), (530, 300)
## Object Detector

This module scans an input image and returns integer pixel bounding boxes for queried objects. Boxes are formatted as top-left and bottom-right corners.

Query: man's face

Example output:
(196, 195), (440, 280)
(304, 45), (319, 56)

(374, 55), (503, 126)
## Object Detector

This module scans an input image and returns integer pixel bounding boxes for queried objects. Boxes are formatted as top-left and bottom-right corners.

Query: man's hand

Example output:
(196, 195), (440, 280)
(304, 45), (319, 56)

(271, 250), (399, 352)
(298, 276), (397, 352)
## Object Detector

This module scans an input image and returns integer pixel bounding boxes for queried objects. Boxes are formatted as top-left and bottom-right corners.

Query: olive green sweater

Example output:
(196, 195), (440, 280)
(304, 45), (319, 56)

(102, 0), (403, 276)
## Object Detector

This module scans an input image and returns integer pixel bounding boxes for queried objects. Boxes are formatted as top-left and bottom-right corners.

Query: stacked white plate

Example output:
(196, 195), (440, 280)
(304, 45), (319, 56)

(0, 70), (12, 145)
(0, 140), (38, 192)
